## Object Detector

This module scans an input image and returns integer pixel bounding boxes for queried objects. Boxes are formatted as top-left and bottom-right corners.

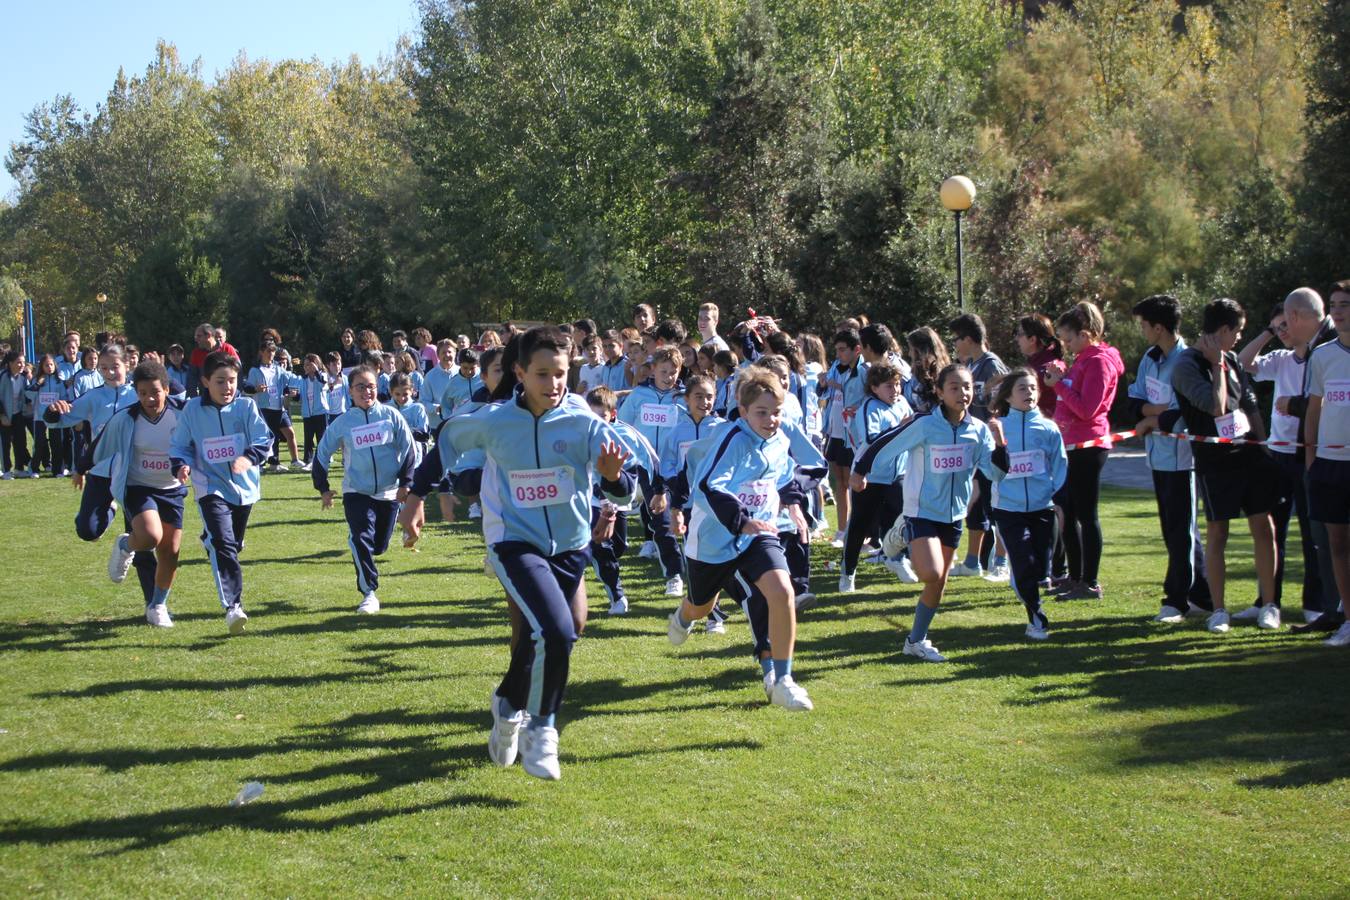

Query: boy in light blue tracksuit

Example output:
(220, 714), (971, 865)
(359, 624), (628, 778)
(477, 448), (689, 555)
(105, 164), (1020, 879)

(851, 364), (996, 662)
(244, 340), (302, 469)
(169, 351), (274, 635)
(984, 368), (1068, 640)
(43, 348), (137, 539)
(419, 340), (459, 429)
(617, 346), (686, 591)
(668, 369), (818, 712)
(443, 349), (483, 417)
(441, 327), (633, 781)
(312, 366), (417, 614)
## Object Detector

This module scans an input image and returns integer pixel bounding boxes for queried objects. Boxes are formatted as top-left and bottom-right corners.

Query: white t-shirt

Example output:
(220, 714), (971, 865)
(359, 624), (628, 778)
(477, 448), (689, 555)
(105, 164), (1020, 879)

(1309, 338), (1350, 462)
(577, 363), (605, 393)
(1251, 348), (1306, 452)
(127, 407), (181, 489)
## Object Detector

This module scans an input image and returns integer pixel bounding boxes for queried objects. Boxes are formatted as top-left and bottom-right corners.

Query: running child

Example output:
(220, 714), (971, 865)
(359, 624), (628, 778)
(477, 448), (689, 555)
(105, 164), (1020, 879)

(984, 368), (1068, 640)
(312, 366), (418, 614)
(169, 350), (274, 635)
(92, 361), (188, 627)
(442, 326), (632, 781)
(850, 364), (996, 662)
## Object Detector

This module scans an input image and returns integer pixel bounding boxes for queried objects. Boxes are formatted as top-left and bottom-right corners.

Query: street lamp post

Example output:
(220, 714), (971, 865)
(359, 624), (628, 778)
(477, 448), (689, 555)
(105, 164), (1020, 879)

(939, 175), (976, 311)
(95, 292), (107, 334)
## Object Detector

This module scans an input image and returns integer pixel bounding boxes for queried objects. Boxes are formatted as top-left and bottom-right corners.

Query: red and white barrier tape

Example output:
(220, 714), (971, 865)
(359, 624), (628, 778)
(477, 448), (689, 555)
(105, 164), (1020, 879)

(1063, 429), (1349, 452)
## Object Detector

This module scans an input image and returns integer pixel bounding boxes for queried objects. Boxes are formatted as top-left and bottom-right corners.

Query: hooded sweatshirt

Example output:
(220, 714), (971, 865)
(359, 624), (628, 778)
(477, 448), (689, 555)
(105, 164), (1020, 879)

(1052, 342), (1125, 448)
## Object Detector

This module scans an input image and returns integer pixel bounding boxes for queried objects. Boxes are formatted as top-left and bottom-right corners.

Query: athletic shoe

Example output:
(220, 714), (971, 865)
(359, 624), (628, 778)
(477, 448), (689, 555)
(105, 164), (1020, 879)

(830, 530), (846, 549)
(1257, 605), (1282, 630)
(145, 604), (174, 628)
(299, 461), (313, 472)
(837, 573), (855, 594)
(667, 610), (693, 646)
(266, 463), (286, 474)
(15, 469), (36, 479)
(520, 725), (562, 780)
(771, 676), (814, 711)
(1304, 609), (1324, 625)
(948, 561), (982, 578)
(903, 638), (947, 662)
(357, 593), (380, 614)
(983, 563), (1011, 583)
(794, 591), (818, 613)
(1206, 609), (1231, 634)
(704, 617), (726, 635)
(763, 670), (776, 701)
(1230, 604), (1262, 623)
(638, 540), (658, 560)
(1293, 612), (1344, 634)
(1059, 582), (1103, 601)
(1025, 623), (1050, 641)
(287, 459), (305, 471)
(885, 556), (920, 584)
(1325, 623), (1350, 647)
(664, 575), (685, 597)
(468, 502), (482, 520)
(608, 595), (629, 615)
(487, 692), (525, 767)
(107, 534), (135, 584)
(1, 472), (14, 480)
(1153, 605), (1187, 624)
(226, 604), (249, 635)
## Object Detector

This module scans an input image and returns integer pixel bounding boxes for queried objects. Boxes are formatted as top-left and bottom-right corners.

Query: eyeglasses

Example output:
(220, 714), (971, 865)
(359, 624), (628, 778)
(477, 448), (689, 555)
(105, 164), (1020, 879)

(351, 383), (378, 393)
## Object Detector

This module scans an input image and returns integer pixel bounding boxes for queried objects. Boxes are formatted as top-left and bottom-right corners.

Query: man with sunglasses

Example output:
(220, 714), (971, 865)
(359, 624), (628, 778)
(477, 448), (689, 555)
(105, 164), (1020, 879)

(1238, 288), (1341, 629)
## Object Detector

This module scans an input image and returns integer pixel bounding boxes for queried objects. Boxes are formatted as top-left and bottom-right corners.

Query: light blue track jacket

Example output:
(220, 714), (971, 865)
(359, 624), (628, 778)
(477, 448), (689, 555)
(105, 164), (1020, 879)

(44, 383), (137, 478)
(987, 407), (1068, 513)
(443, 390), (634, 556)
(90, 399), (188, 504)
(312, 401), (416, 497)
(244, 363), (301, 412)
(169, 395), (273, 506)
(1125, 340), (1194, 472)
(419, 365), (456, 427)
(853, 406), (996, 524)
(848, 394), (913, 484)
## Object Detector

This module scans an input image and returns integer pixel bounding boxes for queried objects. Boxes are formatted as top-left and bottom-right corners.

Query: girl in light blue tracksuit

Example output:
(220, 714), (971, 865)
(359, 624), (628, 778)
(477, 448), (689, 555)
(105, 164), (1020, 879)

(244, 341), (302, 469)
(442, 327), (633, 782)
(985, 368), (1068, 640)
(312, 366), (417, 614)
(851, 363), (996, 663)
(297, 354), (334, 468)
(169, 351), (274, 635)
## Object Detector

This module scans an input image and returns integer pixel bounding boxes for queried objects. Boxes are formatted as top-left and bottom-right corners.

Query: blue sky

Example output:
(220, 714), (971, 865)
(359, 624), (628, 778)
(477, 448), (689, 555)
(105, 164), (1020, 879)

(0, 0), (419, 200)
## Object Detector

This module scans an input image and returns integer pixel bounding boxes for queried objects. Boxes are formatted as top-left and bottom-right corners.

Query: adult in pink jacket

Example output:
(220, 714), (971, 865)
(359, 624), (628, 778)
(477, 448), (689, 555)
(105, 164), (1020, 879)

(1043, 301), (1125, 600)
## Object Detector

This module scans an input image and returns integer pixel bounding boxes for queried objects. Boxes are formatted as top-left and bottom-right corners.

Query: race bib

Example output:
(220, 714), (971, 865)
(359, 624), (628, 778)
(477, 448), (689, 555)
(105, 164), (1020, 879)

(138, 451), (172, 474)
(1145, 375), (1172, 406)
(38, 391), (59, 407)
(1005, 449), (1045, 479)
(1325, 379), (1350, 407)
(736, 478), (778, 516)
(203, 434), (243, 464)
(640, 404), (676, 429)
(351, 421), (392, 449)
(929, 443), (971, 474)
(1216, 410), (1250, 440)
(508, 467), (571, 508)
(678, 441), (694, 465)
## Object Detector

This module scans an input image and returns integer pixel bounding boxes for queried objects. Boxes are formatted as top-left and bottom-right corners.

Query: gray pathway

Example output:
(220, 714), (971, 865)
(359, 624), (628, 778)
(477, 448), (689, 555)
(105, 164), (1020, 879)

(1100, 443), (1151, 491)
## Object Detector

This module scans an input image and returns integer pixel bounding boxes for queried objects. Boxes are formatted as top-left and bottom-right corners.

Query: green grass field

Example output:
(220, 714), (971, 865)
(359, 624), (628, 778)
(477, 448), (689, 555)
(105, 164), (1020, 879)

(0, 469), (1346, 897)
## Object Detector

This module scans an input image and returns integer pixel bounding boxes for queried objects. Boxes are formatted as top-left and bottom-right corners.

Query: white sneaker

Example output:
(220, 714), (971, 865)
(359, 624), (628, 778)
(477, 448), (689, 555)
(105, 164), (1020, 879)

(838, 573), (856, 593)
(357, 593), (380, 614)
(704, 617), (726, 635)
(0, 472), (13, 480)
(948, 561), (982, 578)
(1325, 622), (1350, 647)
(1024, 623), (1049, 641)
(468, 502), (482, 520)
(830, 530), (845, 549)
(608, 596), (629, 615)
(667, 610), (693, 646)
(983, 563), (1011, 583)
(1257, 605), (1281, 630)
(770, 675), (814, 711)
(107, 534), (135, 584)
(1153, 605), (1187, 624)
(299, 461), (313, 472)
(226, 604), (249, 635)
(288, 459), (306, 471)
(1304, 609), (1324, 625)
(885, 556), (920, 584)
(794, 591), (817, 612)
(15, 469), (36, 479)
(664, 575), (684, 597)
(638, 540), (658, 559)
(1230, 604), (1262, 623)
(145, 604), (174, 628)
(763, 670), (777, 701)
(487, 693), (526, 767)
(267, 463), (286, 474)
(903, 637), (947, 662)
(520, 725), (562, 780)
(1206, 609), (1231, 634)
